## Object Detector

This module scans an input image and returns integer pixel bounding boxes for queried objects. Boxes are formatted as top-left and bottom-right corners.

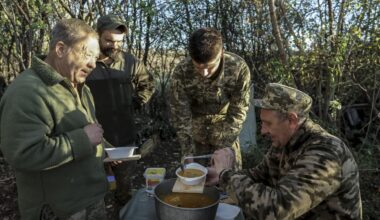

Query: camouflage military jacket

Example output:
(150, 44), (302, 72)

(169, 52), (251, 156)
(220, 119), (362, 220)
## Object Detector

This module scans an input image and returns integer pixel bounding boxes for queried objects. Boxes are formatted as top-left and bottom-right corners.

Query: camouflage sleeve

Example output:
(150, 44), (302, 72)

(219, 144), (342, 219)
(246, 149), (273, 183)
(132, 60), (155, 105)
(169, 65), (195, 156)
(222, 147), (280, 185)
(209, 63), (251, 147)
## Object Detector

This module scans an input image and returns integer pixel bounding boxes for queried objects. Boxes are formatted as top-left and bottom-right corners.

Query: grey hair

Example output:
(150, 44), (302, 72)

(49, 18), (98, 51)
(275, 111), (307, 125)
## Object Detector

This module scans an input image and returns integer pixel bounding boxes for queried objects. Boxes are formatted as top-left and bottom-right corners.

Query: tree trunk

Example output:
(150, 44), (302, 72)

(268, 0), (287, 65)
(143, 0), (153, 65)
(184, 0), (192, 33)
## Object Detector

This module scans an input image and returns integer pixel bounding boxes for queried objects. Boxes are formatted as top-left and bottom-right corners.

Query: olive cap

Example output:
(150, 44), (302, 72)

(97, 14), (127, 33)
(254, 83), (312, 115)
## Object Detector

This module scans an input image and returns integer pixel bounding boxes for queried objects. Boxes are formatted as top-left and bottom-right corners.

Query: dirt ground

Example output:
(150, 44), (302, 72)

(1, 136), (379, 219)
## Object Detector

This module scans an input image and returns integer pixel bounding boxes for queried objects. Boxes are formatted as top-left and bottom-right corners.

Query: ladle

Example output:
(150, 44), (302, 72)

(183, 154), (213, 161)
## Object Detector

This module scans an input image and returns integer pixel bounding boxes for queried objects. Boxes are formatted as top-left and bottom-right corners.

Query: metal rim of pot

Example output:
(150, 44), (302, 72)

(154, 178), (220, 220)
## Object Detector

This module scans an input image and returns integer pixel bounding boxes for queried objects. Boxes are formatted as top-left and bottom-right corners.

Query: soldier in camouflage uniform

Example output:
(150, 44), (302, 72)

(207, 83), (362, 220)
(169, 28), (251, 168)
(86, 15), (155, 205)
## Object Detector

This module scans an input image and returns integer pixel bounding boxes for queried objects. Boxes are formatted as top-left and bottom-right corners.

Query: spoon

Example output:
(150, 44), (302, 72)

(179, 159), (188, 173)
(180, 163), (186, 172)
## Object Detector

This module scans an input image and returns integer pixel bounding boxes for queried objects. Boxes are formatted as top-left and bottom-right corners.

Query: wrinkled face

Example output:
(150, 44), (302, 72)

(192, 50), (223, 78)
(59, 36), (100, 86)
(99, 29), (124, 59)
(260, 109), (294, 148)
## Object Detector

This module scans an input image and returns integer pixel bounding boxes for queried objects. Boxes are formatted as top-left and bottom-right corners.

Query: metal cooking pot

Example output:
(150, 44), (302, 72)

(154, 178), (220, 220)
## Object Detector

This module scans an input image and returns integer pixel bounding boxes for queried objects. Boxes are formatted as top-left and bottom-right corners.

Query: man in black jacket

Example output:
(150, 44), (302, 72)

(86, 14), (155, 205)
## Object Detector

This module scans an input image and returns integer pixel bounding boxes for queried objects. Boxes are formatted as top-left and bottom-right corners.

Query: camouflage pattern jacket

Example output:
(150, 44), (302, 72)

(220, 119), (362, 220)
(169, 52), (251, 156)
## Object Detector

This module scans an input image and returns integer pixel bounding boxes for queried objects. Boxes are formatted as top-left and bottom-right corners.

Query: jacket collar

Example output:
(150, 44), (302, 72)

(31, 56), (85, 92)
(31, 56), (65, 85)
(96, 51), (124, 66)
(284, 118), (323, 153)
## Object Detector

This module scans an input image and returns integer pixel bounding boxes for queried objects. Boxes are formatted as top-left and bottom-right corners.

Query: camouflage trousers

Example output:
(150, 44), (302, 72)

(193, 139), (242, 170)
(40, 199), (107, 220)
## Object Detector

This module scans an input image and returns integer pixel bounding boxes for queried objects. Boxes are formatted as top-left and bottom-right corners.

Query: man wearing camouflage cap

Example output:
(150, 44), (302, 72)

(169, 27), (251, 168)
(86, 14), (155, 205)
(207, 83), (362, 219)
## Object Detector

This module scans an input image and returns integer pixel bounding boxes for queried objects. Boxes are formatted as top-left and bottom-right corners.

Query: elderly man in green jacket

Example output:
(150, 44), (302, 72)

(0, 19), (108, 219)
(207, 83), (362, 219)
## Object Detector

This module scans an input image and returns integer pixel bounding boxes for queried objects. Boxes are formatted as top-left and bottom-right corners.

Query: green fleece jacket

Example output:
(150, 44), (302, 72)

(0, 57), (108, 219)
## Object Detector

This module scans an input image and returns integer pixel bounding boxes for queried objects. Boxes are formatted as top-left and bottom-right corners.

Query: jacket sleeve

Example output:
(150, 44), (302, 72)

(132, 59), (155, 105)
(209, 63), (251, 147)
(169, 65), (195, 156)
(0, 86), (94, 172)
(219, 144), (342, 219)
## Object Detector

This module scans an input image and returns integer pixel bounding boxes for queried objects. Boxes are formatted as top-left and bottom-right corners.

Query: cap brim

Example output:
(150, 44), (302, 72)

(253, 99), (277, 110)
(98, 23), (127, 33)
(111, 24), (127, 33)
(253, 99), (265, 108)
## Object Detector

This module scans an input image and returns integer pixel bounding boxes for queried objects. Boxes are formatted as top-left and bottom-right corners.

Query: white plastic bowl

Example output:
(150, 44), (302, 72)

(215, 203), (241, 220)
(175, 162), (208, 185)
(105, 146), (137, 159)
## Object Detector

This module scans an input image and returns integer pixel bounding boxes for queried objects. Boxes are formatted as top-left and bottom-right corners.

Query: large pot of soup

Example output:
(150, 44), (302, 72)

(154, 178), (220, 220)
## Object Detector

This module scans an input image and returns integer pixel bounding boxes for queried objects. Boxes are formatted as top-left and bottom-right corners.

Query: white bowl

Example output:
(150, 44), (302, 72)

(215, 203), (241, 220)
(175, 162), (208, 186)
(105, 146), (137, 159)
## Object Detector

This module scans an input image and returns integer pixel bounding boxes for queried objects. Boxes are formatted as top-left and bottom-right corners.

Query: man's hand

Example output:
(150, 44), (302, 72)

(206, 167), (219, 186)
(111, 160), (123, 166)
(84, 123), (104, 146)
(206, 148), (235, 186)
(212, 147), (235, 174)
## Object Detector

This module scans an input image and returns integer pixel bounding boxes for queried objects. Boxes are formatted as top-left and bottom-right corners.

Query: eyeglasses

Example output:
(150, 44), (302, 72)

(82, 51), (99, 61)
(63, 40), (99, 62)
(71, 49), (99, 62)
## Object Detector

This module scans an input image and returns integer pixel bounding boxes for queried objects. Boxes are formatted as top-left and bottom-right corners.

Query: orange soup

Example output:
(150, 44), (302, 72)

(178, 168), (204, 178)
(163, 192), (215, 208)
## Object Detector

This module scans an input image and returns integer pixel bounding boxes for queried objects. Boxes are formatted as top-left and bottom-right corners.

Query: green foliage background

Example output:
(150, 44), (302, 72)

(0, 0), (379, 218)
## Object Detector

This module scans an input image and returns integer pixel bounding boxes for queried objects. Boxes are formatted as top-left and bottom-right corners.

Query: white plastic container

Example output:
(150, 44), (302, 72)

(143, 167), (166, 193)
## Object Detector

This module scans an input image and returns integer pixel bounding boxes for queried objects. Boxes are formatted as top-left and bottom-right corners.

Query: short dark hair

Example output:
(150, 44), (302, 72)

(188, 28), (223, 63)
(49, 19), (98, 51)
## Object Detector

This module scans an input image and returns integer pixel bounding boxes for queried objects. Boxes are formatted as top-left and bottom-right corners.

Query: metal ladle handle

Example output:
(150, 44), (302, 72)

(180, 154), (213, 171)
(183, 154), (213, 161)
